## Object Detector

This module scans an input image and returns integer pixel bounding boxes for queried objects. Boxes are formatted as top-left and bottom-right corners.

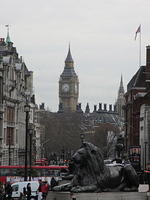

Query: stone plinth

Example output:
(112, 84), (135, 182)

(48, 191), (150, 200)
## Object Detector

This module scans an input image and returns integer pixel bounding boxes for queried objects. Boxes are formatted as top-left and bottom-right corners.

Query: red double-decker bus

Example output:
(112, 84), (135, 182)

(34, 158), (49, 166)
(0, 165), (68, 184)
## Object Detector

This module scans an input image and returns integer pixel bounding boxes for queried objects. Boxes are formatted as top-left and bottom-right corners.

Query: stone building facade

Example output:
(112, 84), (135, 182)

(124, 46), (150, 169)
(0, 32), (36, 165)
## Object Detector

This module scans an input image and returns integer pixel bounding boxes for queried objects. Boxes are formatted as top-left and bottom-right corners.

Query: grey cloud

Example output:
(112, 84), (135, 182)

(1, 0), (150, 111)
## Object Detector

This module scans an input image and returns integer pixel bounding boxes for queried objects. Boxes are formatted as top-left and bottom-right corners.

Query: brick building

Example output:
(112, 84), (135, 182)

(124, 46), (150, 168)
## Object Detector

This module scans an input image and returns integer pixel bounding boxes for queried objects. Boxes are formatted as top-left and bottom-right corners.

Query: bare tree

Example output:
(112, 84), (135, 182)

(38, 111), (120, 162)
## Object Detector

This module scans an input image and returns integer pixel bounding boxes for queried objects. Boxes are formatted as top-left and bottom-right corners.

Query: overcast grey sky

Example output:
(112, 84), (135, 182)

(1, 0), (150, 111)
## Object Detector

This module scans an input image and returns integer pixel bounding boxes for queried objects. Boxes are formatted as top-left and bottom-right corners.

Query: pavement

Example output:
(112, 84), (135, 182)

(46, 185), (150, 200)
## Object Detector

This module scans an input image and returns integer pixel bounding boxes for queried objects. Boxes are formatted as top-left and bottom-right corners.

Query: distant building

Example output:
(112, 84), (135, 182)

(35, 103), (47, 161)
(88, 103), (120, 127)
(59, 45), (79, 112)
(36, 46), (122, 162)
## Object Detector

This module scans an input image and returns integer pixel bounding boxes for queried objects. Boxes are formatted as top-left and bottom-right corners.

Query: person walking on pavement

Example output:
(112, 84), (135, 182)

(38, 179), (43, 200)
(147, 170), (150, 191)
(5, 181), (12, 200)
(50, 177), (57, 190)
(27, 183), (31, 200)
(41, 181), (49, 200)
(0, 182), (5, 199)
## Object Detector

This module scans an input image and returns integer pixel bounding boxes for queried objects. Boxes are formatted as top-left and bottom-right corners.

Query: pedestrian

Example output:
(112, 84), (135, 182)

(147, 170), (150, 191)
(5, 181), (12, 200)
(50, 177), (57, 190)
(0, 182), (4, 194)
(38, 179), (43, 200)
(41, 181), (49, 200)
(26, 183), (31, 200)
(23, 187), (27, 200)
(0, 182), (5, 199)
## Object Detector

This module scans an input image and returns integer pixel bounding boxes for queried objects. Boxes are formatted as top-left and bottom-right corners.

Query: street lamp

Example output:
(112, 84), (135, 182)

(24, 104), (30, 181)
(80, 133), (85, 144)
(28, 123), (34, 181)
(144, 141), (148, 170)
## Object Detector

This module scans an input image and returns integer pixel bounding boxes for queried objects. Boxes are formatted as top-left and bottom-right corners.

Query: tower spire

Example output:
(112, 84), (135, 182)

(65, 43), (74, 63)
(5, 25), (12, 44)
(116, 74), (125, 123)
(119, 74), (124, 94)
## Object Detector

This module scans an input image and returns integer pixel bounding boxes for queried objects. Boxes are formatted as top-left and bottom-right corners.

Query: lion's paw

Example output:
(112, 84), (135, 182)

(71, 186), (82, 193)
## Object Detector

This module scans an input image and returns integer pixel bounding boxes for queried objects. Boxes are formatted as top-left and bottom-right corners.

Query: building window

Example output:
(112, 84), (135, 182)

(4, 107), (7, 121)
(6, 127), (14, 145)
(16, 129), (18, 144)
(140, 117), (144, 121)
(7, 106), (15, 122)
(4, 128), (6, 143)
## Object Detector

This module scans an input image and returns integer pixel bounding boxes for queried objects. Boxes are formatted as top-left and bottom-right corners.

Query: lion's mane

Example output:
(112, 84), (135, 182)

(72, 142), (106, 187)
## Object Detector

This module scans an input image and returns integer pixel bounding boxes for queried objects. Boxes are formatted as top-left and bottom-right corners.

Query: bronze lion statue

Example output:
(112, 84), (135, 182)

(54, 142), (139, 192)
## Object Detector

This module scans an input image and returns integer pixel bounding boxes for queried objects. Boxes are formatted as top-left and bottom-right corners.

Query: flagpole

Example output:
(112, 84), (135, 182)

(139, 25), (141, 67)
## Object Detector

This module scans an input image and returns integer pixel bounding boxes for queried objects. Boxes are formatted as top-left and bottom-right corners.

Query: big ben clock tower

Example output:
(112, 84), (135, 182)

(59, 46), (79, 112)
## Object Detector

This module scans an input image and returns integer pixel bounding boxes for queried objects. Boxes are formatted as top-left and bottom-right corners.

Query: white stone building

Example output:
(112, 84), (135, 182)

(0, 31), (37, 165)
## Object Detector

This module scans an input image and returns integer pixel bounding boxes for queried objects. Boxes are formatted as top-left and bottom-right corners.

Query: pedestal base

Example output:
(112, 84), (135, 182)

(48, 191), (150, 200)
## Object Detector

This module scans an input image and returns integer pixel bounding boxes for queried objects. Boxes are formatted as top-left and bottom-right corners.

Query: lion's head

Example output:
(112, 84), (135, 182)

(71, 142), (105, 186)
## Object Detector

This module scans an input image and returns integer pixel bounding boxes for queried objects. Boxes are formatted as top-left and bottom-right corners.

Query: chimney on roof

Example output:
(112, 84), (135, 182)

(104, 104), (107, 111)
(98, 103), (102, 111)
(109, 104), (112, 112)
(76, 103), (83, 113)
(85, 103), (90, 113)
(114, 105), (117, 112)
(93, 105), (97, 112)
(40, 103), (45, 110)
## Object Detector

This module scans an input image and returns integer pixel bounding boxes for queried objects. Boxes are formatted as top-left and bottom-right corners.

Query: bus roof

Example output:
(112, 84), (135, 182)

(0, 165), (68, 169)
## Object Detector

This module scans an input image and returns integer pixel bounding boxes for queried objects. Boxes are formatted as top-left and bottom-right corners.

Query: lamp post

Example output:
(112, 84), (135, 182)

(24, 104), (30, 181)
(29, 123), (34, 181)
(8, 131), (11, 165)
(144, 141), (148, 170)
(80, 133), (85, 144)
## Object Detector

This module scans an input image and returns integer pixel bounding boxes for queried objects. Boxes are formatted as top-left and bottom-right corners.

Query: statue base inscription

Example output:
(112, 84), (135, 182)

(48, 191), (150, 200)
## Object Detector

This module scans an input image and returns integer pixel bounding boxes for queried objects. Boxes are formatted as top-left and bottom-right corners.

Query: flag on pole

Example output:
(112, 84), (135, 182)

(135, 25), (141, 40)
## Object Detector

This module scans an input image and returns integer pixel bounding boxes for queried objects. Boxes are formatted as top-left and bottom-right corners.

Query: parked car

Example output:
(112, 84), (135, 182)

(11, 181), (39, 199)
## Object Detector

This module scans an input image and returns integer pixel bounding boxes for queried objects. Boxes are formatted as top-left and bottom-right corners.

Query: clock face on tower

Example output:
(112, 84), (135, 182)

(62, 83), (70, 92)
